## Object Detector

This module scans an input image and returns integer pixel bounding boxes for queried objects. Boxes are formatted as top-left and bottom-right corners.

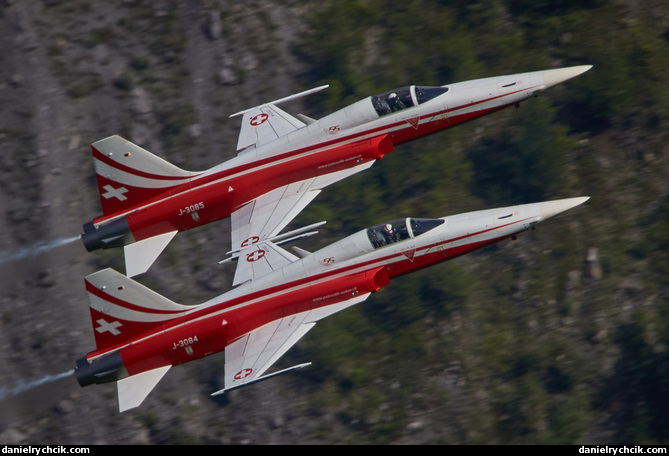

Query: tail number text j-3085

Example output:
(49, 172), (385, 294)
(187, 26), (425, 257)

(178, 202), (204, 216)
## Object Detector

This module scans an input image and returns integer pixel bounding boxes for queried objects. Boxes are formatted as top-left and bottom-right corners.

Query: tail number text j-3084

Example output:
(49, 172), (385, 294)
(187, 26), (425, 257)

(178, 202), (204, 216)
(173, 336), (199, 350)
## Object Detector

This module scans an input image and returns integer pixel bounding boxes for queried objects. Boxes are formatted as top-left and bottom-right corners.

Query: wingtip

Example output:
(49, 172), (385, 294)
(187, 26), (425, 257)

(229, 84), (330, 118)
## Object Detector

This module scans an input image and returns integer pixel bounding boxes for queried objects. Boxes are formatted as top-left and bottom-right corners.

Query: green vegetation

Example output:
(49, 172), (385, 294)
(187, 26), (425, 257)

(291, 0), (669, 444)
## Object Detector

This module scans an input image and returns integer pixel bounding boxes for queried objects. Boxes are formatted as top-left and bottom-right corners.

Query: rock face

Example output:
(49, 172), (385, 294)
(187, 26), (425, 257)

(0, 0), (318, 445)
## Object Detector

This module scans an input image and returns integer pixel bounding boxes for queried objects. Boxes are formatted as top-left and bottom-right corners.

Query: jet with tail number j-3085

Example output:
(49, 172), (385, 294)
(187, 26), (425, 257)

(81, 66), (591, 278)
(75, 196), (588, 412)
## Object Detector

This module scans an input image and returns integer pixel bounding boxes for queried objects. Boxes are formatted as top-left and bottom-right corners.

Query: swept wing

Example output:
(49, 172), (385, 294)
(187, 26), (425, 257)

(214, 293), (371, 395)
(231, 85), (328, 151)
(227, 161), (374, 285)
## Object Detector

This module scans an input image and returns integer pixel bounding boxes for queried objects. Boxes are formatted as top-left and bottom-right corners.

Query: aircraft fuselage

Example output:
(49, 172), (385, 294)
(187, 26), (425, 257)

(83, 67), (589, 251)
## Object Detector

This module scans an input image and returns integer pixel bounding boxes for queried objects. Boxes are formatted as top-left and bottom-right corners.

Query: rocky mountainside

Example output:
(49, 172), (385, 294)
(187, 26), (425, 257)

(0, 0), (323, 445)
(0, 0), (668, 445)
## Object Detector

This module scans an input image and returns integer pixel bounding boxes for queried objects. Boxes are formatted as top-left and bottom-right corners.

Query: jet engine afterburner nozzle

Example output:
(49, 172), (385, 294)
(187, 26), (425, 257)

(81, 217), (132, 252)
(75, 352), (128, 387)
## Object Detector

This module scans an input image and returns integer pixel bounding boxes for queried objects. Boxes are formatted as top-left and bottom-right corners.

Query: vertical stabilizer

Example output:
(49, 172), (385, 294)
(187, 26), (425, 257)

(91, 135), (200, 217)
(84, 268), (196, 353)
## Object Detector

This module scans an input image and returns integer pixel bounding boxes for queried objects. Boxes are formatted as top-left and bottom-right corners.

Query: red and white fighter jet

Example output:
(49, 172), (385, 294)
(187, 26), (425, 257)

(75, 196), (588, 412)
(81, 66), (591, 278)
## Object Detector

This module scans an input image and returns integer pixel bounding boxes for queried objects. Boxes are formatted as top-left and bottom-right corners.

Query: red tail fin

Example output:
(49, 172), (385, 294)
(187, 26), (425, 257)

(85, 268), (197, 354)
(91, 136), (200, 217)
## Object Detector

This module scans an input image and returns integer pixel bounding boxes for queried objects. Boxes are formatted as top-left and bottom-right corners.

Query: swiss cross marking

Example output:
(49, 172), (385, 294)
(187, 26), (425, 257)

(246, 249), (266, 262)
(234, 368), (253, 380)
(95, 318), (122, 335)
(101, 185), (129, 201)
(250, 113), (269, 126)
(241, 236), (260, 247)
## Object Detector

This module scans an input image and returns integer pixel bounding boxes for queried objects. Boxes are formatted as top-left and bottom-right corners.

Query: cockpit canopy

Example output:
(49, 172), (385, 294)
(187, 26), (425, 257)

(367, 218), (445, 249)
(371, 86), (449, 117)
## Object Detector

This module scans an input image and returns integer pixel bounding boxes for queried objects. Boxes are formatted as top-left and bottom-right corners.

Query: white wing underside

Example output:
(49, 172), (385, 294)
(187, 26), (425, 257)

(229, 161), (375, 285)
(236, 104), (306, 152)
(226, 84), (374, 285)
(124, 231), (177, 278)
(232, 85), (328, 152)
(220, 293), (371, 394)
(117, 365), (171, 412)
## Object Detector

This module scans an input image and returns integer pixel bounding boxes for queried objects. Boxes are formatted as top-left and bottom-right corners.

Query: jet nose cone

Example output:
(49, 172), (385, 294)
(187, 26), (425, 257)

(539, 196), (590, 220)
(542, 65), (593, 89)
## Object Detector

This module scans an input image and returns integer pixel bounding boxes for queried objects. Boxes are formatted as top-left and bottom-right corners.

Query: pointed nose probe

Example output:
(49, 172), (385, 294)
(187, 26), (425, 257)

(538, 197), (590, 221)
(542, 65), (593, 90)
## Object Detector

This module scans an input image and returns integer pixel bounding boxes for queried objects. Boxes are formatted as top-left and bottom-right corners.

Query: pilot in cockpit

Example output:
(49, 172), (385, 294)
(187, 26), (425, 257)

(387, 93), (404, 112)
(383, 223), (401, 243)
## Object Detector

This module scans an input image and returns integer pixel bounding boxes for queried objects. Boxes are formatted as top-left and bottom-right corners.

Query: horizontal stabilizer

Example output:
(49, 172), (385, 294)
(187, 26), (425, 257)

(124, 231), (177, 277)
(117, 365), (171, 412)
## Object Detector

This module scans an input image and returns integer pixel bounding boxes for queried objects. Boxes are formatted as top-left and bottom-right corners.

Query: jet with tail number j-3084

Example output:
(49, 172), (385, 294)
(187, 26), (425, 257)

(75, 196), (588, 412)
(81, 66), (591, 278)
